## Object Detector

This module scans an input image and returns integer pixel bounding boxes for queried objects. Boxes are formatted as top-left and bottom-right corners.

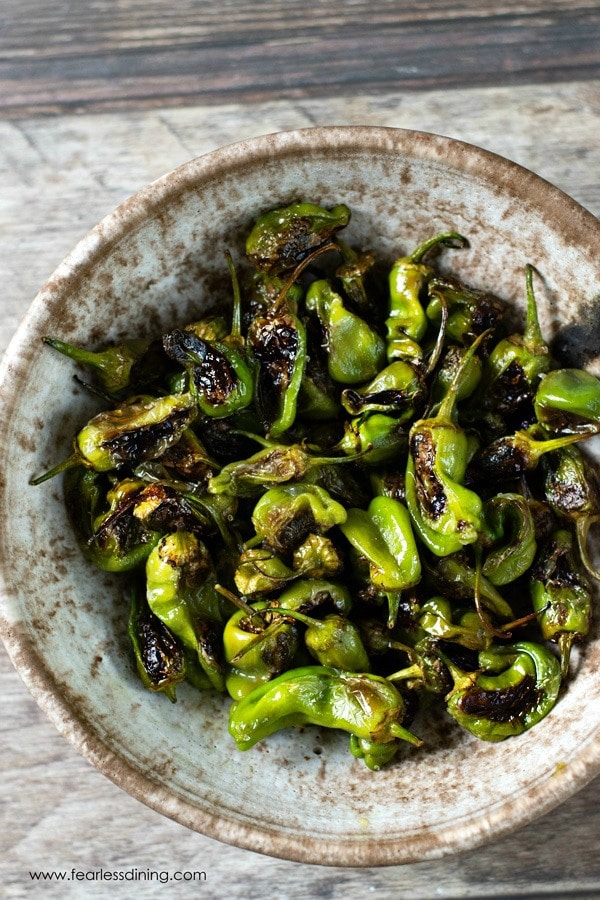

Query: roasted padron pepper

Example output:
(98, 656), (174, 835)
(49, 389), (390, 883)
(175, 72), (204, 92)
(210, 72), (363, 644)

(33, 200), (600, 772)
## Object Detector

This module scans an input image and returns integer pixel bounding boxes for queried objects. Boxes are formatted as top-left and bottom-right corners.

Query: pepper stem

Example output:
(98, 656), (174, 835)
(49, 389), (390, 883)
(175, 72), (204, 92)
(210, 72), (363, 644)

(575, 515), (600, 582)
(225, 249), (243, 341)
(273, 241), (339, 313)
(29, 452), (82, 486)
(42, 336), (103, 368)
(408, 231), (468, 264)
(523, 264), (547, 356)
(388, 722), (424, 747)
(424, 290), (449, 378)
(558, 631), (575, 679)
(437, 328), (491, 422)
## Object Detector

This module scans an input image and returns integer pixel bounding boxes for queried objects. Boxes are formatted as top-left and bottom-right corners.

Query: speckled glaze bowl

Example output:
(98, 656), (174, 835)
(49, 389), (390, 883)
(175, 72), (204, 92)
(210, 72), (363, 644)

(1, 127), (600, 867)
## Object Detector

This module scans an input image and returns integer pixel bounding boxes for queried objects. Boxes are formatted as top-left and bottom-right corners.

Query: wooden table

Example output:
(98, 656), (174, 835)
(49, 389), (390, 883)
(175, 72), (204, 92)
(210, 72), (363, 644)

(2, 3), (600, 896)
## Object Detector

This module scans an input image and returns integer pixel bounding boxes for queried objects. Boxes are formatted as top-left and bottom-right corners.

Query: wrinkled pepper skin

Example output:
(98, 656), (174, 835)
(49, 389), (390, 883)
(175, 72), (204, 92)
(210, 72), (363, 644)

(481, 493), (537, 585)
(163, 329), (253, 419)
(245, 202), (351, 273)
(145, 532), (226, 691)
(385, 232), (467, 362)
(228, 666), (422, 768)
(223, 602), (299, 700)
(248, 310), (307, 437)
(251, 483), (347, 554)
(445, 642), (562, 741)
(534, 368), (600, 433)
(529, 529), (592, 676)
(306, 279), (386, 385)
(341, 360), (426, 418)
(128, 582), (187, 702)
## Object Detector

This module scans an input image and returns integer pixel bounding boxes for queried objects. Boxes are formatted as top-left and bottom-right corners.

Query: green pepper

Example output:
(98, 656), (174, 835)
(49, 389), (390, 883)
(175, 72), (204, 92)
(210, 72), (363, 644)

(223, 601), (299, 700)
(470, 264), (550, 424)
(335, 241), (377, 319)
(341, 360), (426, 418)
(336, 412), (408, 466)
(481, 493), (537, 585)
(228, 666), (422, 769)
(542, 445), (600, 580)
(145, 532), (226, 691)
(385, 231), (467, 362)
(339, 496), (421, 627)
(405, 336), (485, 556)
(534, 368), (600, 434)
(245, 202), (350, 274)
(424, 553), (514, 620)
(128, 582), (187, 702)
(43, 335), (153, 395)
(269, 607), (370, 672)
(466, 426), (591, 489)
(529, 529), (592, 676)
(31, 392), (198, 484)
(425, 275), (504, 346)
(305, 279), (386, 384)
(207, 439), (355, 499)
(428, 344), (482, 411)
(248, 309), (307, 437)
(251, 483), (347, 554)
(88, 477), (164, 572)
(163, 329), (253, 419)
(445, 642), (562, 741)
(276, 578), (352, 616)
(234, 549), (295, 595)
(417, 597), (493, 652)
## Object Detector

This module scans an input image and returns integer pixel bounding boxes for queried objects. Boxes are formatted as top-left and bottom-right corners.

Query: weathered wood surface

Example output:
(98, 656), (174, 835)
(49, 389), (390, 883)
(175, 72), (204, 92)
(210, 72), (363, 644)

(1, 0), (600, 116)
(1, 2), (600, 895)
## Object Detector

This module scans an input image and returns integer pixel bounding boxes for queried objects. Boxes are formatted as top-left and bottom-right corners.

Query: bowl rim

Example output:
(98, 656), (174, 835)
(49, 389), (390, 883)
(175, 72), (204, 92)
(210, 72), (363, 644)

(1, 125), (600, 867)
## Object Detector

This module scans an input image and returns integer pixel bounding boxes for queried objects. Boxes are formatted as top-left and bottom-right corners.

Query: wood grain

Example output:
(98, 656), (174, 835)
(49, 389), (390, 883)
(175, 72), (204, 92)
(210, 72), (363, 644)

(2, 0), (600, 117)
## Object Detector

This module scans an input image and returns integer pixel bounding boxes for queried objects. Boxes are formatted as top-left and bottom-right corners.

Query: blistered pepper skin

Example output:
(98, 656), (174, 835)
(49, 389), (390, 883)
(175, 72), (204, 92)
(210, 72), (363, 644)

(228, 665), (422, 766)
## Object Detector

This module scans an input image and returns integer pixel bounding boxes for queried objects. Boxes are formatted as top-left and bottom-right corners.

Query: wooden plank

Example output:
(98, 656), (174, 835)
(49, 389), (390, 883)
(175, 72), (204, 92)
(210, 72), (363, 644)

(1, 1), (599, 116)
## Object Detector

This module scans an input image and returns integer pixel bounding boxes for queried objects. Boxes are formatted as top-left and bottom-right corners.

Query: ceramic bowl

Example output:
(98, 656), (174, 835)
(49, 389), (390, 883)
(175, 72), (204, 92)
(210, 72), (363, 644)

(1, 127), (600, 867)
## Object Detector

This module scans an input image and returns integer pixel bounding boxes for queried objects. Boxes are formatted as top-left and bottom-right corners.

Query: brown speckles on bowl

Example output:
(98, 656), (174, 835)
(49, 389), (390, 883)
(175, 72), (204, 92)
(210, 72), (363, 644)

(1, 127), (600, 867)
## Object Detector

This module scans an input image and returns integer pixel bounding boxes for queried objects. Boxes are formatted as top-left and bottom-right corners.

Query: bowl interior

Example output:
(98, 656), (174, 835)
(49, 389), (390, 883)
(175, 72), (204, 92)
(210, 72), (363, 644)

(1, 127), (600, 866)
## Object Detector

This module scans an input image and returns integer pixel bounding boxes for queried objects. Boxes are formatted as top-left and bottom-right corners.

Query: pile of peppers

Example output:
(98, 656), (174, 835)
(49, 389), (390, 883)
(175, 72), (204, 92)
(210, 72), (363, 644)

(32, 201), (600, 770)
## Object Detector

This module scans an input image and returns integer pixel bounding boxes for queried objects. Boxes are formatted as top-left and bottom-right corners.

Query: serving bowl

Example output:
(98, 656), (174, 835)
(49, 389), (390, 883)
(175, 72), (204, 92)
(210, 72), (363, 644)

(1, 126), (600, 867)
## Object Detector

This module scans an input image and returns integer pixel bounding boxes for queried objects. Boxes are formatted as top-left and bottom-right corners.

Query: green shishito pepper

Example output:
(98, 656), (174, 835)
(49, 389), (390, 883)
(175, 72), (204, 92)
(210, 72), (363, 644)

(30, 392), (198, 485)
(43, 335), (152, 395)
(245, 202), (350, 274)
(146, 532), (226, 692)
(470, 264), (550, 420)
(445, 642), (562, 741)
(228, 665), (422, 770)
(339, 496), (421, 627)
(481, 493), (537, 585)
(268, 607), (371, 672)
(305, 279), (386, 385)
(542, 445), (600, 580)
(529, 529), (592, 677)
(425, 276), (504, 346)
(340, 360), (426, 418)
(251, 483), (347, 555)
(385, 231), (467, 363)
(163, 329), (253, 419)
(222, 601), (299, 700)
(248, 309), (307, 437)
(405, 336), (484, 556)
(534, 368), (600, 434)
(336, 412), (408, 466)
(128, 581), (188, 702)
